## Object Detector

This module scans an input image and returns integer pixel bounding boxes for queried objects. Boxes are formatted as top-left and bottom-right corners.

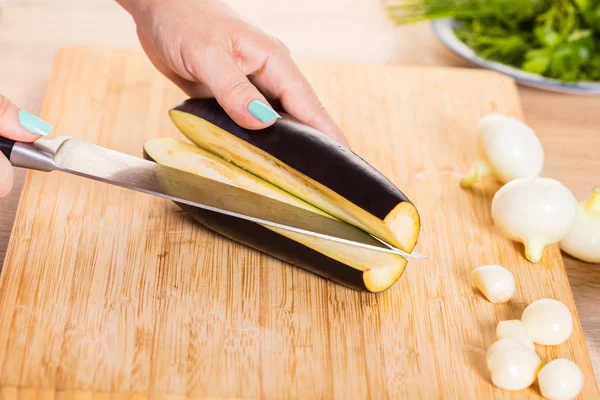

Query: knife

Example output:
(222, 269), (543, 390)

(0, 136), (426, 259)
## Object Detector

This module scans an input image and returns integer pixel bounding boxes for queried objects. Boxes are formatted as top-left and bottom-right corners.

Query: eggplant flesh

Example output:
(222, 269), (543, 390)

(169, 99), (420, 254)
(144, 138), (407, 292)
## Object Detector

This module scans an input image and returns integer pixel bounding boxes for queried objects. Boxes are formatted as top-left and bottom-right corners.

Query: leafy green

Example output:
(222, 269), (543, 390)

(386, 0), (600, 82)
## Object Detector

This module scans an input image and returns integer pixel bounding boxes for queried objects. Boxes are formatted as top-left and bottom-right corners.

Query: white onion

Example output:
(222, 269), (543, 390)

(496, 320), (534, 350)
(521, 299), (573, 346)
(538, 359), (584, 400)
(471, 265), (515, 303)
(486, 338), (542, 391)
(462, 113), (544, 188)
(492, 178), (578, 263)
(560, 186), (600, 264)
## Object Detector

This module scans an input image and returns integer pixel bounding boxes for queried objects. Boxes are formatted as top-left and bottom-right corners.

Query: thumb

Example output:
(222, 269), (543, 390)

(194, 51), (280, 130)
(0, 94), (53, 142)
(0, 94), (52, 198)
(250, 55), (349, 147)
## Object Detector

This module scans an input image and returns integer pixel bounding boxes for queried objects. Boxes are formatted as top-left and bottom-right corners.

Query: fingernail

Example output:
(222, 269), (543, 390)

(247, 100), (280, 123)
(18, 110), (52, 136)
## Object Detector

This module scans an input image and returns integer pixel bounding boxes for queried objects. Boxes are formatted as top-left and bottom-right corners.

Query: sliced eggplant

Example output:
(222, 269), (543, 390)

(169, 99), (420, 254)
(144, 138), (408, 292)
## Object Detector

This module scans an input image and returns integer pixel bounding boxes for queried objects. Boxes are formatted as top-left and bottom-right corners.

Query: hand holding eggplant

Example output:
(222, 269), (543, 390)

(116, 0), (348, 145)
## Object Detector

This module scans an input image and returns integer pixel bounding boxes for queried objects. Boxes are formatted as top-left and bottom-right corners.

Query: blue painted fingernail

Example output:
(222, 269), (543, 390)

(18, 110), (52, 136)
(248, 100), (280, 123)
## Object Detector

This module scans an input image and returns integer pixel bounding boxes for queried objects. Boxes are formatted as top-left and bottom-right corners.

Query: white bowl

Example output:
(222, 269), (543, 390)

(432, 18), (600, 95)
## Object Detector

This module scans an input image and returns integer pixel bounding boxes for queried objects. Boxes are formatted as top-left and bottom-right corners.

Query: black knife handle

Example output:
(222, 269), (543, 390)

(0, 137), (16, 160)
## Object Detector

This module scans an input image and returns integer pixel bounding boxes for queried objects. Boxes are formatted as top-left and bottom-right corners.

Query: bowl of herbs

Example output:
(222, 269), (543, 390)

(386, 0), (600, 94)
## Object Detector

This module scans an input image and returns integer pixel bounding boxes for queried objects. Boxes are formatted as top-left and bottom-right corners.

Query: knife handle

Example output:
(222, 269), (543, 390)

(0, 136), (57, 172)
(0, 137), (15, 160)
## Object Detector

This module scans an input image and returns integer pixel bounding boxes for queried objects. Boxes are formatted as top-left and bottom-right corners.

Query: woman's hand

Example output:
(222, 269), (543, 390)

(0, 95), (52, 198)
(118, 0), (348, 145)
(2, 1), (349, 197)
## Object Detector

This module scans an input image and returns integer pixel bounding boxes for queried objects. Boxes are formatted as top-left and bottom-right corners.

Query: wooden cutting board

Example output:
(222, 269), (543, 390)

(0, 48), (597, 399)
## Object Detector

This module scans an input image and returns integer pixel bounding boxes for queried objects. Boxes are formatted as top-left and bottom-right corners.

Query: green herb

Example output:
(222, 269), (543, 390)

(386, 0), (600, 82)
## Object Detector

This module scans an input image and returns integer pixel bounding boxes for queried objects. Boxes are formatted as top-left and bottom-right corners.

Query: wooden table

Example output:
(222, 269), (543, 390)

(1, 0), (599, 384)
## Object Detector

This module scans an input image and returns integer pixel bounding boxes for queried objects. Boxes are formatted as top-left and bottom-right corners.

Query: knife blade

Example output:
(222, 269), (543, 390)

(0, 136), (426, 259)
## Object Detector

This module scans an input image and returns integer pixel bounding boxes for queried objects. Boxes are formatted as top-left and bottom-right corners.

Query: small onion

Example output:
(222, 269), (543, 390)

(521, 299), (573, 346)
(486, 339), (542, 391)
(560, 186), (600, 264)
(496, 320), (534, 350)
(492, 177), (578, 263)
(538, 359), (584, 400)
(485, 338), (535, 369)
(461, 113), (544, 188)
(471, 265), (515, 303)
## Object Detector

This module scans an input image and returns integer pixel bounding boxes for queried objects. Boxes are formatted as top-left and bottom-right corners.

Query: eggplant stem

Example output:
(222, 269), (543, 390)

(584, 186), (600, 214)
(461, 160), (492, 188)
(524, 237), (545, 263)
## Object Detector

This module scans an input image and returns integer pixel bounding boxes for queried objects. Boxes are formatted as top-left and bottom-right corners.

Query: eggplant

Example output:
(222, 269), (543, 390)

(144, 99), (422, 292)
(144, 138), (408, 292)
(169, 98), (420, 254)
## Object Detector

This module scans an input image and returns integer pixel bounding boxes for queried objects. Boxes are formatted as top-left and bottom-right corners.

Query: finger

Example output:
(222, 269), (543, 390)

(194, 49), (280, 130)
(251, 53), (349, 146)
(0, 94), (52, 142)
(0, 152), (14, 198)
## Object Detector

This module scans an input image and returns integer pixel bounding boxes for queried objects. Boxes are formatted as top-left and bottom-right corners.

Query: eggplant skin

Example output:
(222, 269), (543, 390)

(178, 204), (371, 291)
(173, 98), (411, 221)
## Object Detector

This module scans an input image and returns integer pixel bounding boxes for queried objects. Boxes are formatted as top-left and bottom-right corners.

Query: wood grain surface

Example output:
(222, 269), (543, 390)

(0, 47), (597, 399)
